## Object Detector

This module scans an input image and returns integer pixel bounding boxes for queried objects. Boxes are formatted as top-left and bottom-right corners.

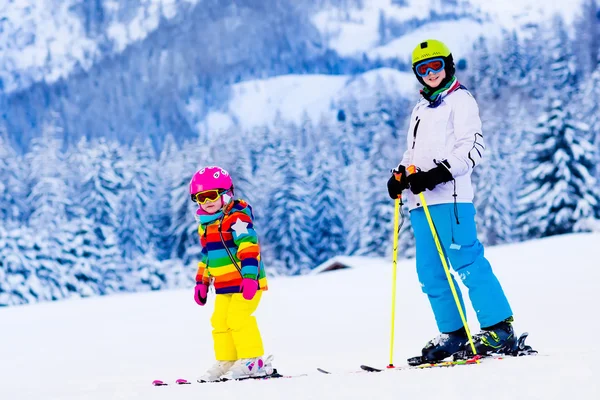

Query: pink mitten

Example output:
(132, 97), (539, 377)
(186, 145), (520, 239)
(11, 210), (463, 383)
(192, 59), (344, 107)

(240, 278), (259, 300)
(194, 283), (208, 306)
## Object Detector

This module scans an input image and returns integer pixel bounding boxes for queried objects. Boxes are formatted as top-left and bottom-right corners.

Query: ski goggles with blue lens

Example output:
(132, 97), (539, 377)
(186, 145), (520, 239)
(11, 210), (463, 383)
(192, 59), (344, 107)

(414, 57), (445, 77)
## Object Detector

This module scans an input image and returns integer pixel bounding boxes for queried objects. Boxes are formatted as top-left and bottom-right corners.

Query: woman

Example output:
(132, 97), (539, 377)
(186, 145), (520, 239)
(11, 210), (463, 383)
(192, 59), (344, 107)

(387, 39), (514, 363)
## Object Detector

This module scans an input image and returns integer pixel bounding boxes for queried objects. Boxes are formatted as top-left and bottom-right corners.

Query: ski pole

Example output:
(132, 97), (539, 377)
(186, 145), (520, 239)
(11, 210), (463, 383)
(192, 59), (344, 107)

(388, 171), (404, 368)
(406, 165), (478, 358)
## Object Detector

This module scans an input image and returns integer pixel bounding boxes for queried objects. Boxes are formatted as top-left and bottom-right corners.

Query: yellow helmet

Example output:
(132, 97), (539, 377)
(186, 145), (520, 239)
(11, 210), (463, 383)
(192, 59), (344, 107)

(411, 40), (452, 65)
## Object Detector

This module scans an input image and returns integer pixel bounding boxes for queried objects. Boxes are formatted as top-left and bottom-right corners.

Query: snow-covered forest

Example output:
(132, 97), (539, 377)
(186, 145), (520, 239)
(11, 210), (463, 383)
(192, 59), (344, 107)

(1, 0), (599, 306)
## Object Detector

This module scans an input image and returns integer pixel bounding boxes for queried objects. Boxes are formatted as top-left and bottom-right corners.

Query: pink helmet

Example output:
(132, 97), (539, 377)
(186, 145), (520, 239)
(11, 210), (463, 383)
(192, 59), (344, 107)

(189, 166), (234, 202)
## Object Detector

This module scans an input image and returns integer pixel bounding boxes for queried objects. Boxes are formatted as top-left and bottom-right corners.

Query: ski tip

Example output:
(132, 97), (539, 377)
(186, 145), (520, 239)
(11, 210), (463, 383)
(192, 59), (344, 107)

(407, 356), (425, 366)
(360, 365), (383, 372)
(176, 378), (191, 385)
(316, 367), (331, 374)
(152, 379), (168, 386)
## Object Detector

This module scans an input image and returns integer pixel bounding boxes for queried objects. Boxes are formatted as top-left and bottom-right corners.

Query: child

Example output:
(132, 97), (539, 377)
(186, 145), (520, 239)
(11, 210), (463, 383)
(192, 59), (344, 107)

(189, 166), (270, 381)
(387, 40), (514, 363)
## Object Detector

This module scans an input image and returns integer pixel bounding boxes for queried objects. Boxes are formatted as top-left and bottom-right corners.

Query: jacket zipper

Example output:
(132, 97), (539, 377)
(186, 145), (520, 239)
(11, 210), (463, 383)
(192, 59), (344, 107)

(411, 117), (421, 150)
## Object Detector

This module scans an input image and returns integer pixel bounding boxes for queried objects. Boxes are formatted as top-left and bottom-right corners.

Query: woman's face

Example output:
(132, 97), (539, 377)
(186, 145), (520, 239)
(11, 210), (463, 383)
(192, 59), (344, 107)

(423, 68), (446, 88)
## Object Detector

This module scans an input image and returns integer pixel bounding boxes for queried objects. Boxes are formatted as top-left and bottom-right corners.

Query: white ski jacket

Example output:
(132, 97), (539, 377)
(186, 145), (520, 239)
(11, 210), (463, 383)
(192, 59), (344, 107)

(400, 86), (484, 211)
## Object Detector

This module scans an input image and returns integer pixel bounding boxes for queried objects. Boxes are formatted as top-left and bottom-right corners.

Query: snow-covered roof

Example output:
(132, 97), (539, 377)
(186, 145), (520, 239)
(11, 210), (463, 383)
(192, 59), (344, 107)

(311, 255), (381, 274)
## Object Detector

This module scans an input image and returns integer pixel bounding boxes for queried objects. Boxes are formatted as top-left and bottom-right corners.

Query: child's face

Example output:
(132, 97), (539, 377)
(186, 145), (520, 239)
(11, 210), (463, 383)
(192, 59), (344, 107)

(200, 197), (223, 214)
(423, 69), (446, 88)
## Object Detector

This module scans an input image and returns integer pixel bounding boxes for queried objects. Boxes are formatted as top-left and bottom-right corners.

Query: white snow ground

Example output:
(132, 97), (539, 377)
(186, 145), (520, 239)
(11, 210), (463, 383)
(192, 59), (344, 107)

(0, 233), (599, 400)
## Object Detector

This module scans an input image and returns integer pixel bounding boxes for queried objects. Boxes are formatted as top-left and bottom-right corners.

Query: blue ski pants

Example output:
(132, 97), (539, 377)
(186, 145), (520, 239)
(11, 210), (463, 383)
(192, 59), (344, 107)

(410, 203), (512, 333)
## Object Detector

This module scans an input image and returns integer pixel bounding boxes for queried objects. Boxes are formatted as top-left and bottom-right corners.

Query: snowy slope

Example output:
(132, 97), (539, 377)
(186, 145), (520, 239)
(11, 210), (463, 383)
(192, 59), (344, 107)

(203, 68), (418, 133)
(314, 0), (584, 58)
(0, 0), (200, 93)
(0, 1), (98, 92)
(0, 233), (598, 400)
(367, 18), (501, 63)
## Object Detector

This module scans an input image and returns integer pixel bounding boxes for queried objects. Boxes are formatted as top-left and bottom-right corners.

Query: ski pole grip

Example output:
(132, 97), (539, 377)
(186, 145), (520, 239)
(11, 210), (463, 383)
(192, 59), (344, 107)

(392, 172), (403, 200)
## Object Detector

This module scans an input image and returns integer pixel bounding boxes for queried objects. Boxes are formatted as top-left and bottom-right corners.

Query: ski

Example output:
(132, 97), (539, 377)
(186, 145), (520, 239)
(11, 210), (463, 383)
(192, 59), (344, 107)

(361, 355), (482, 373)
(153, 370), (306, 386)
(220, 369), (308, 382)
(152, 378), (193, 386)
(361, 332), (537, 373)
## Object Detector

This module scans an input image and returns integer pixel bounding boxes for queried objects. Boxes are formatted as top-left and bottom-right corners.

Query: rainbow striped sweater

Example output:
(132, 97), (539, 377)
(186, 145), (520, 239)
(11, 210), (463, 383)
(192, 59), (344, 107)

(195, 199), (268, 294)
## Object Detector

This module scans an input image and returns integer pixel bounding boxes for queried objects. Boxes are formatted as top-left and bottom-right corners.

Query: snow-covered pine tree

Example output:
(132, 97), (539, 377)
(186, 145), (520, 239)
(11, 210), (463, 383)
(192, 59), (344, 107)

(149, 134), (178, 260)
(573, 0), (600, 76)
(548, 15), (578, 98)
(499, 30), (526, 88)
(117, 140), (155, 260)
(516, 97), (598, 238)
(333, 94), (361, 165)
(60, 216), (106, 297)
(577, 66), (600, 223)
(60, 138), (109, 297)
(249, 125), (282, 231)
(308, 142), (347, 266)
(0, 226), (42, 305)
(26, 121), (70, 229)
(520, 24), (551, 102)
(262, 138), (313, 275)
(78, 139), (125, 293)
(516, 15), (599, 238)
(21, 120), (85, 302)
(356, 131), (397, 257)
(473, 132), (514, 246)
(0, 132), (28, 223)
(469, 36), (503, 99)
(170, 140), (202, 265)
(212, 125), (256, 205)
(133, 248), (166, 291)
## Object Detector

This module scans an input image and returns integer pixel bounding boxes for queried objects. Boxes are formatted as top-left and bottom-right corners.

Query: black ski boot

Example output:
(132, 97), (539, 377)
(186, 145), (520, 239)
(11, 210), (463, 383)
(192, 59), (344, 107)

(471, 317), (516, 355)
(452, 317), (517, 360)
(408, 327), (469, 366)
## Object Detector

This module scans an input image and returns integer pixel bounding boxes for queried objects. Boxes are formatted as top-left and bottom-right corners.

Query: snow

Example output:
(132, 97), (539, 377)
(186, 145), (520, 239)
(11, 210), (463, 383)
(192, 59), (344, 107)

(0, 233), (599, 399)
(1, 0), (587, 94)
(368, 19), (502, 62)
(468, 0), (584, 29)
(105, 0), (200, 52)
(0, 0), (201, 92)
(0, 0), (99, 92)
(313, 0), (435, 56)
(311, 255), (380, 274)
(203, 68), (418, 133)
(313, 0), (585, 58)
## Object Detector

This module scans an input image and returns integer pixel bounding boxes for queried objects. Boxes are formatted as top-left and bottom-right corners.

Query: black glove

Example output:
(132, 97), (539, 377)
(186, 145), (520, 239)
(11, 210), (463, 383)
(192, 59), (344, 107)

(407, 163), (453, 195)
(387, 165), (409, 199)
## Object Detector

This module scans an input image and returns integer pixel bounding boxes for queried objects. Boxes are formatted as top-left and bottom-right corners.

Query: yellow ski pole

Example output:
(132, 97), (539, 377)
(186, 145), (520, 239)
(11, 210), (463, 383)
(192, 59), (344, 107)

(388, 172), (404, 368)
(406, 165), (478, 358)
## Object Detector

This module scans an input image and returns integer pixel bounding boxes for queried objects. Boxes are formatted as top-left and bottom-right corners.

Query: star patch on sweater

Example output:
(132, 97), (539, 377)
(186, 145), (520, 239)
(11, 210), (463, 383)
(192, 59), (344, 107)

(231, 218), (249, 236)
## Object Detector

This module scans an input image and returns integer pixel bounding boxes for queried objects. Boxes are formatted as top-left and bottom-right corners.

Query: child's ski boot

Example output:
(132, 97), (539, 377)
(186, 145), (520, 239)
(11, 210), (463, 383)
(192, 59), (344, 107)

(197, 360), (235, 383)
(221, 355), (275, 380)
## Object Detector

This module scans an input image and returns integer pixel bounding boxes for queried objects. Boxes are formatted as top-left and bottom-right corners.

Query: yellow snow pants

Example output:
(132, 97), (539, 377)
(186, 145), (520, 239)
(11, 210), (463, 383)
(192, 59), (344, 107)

(211, 292), (264, 360)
